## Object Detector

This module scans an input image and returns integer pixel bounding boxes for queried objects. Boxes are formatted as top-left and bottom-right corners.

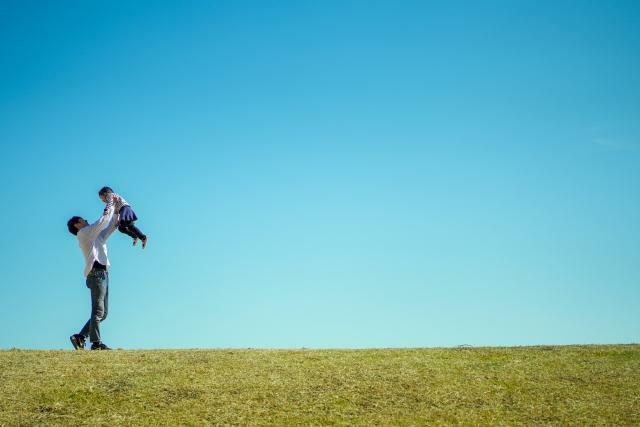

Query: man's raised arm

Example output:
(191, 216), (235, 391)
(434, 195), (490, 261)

(80, 206), (114, 241)
(99, 209), (120, 241)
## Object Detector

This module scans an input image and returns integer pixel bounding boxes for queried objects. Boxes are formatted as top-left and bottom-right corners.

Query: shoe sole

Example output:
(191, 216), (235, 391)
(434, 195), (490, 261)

(69, 335), (84, 350)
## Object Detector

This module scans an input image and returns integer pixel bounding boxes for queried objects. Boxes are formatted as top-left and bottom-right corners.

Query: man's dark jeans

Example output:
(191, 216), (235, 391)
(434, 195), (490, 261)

(79, 269), (109, 343)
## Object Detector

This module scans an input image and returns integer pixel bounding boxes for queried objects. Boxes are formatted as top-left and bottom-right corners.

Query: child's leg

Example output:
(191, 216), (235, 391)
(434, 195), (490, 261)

(120, 220), (146, 241)
(118, 221), (140, 241)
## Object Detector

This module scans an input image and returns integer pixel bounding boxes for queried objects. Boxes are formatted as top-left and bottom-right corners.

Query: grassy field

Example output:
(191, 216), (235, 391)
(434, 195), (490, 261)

(1, 345), (638, 426)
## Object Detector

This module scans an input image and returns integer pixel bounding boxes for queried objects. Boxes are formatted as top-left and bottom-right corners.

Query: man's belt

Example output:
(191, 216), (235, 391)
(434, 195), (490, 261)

(92, 261), (107, 271)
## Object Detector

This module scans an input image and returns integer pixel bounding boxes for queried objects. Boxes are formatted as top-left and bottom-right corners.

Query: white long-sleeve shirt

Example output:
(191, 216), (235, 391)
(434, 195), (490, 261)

(76, 207), (119, 277)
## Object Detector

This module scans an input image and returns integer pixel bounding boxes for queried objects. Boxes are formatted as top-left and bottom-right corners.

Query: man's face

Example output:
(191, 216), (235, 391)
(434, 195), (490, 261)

(75, 218), (88, 230)
(99, 193), (108, 203)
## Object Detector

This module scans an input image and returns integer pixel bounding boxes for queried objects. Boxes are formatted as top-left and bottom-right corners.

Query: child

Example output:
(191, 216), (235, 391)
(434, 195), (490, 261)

(99, 186), (148, 249)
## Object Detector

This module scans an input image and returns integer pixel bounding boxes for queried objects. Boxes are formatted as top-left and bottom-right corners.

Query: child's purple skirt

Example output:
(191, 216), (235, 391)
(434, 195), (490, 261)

(119, 205), (138, 222)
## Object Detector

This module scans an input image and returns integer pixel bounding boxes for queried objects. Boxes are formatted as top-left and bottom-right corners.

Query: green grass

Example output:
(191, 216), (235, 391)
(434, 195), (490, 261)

(1, 345), (639, 425)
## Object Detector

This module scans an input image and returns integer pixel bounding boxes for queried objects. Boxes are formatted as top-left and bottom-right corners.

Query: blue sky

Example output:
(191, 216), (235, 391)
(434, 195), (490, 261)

(0, 1), (638, 349)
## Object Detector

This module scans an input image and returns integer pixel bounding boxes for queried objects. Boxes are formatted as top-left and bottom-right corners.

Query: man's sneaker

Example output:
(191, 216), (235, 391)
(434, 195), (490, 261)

(91, 342), (111, 350)
(141, 236), (149, 249)
(70, 334), (85, 350)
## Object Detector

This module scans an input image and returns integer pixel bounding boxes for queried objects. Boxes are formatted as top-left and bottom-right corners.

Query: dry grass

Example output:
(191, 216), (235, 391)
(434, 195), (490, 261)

(1, 345), (639, 425)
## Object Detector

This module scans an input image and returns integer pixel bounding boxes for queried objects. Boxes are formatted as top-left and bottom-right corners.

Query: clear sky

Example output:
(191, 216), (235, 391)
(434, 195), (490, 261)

(0, 1), (638, 349)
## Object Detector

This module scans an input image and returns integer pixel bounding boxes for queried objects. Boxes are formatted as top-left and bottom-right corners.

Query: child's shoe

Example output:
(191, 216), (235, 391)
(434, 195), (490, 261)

(142, 236), (148, 249)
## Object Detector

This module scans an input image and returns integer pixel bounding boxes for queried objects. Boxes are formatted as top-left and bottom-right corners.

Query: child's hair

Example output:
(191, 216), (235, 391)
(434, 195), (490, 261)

(98, 186), (114, 196)
(67, 216), (82, 235)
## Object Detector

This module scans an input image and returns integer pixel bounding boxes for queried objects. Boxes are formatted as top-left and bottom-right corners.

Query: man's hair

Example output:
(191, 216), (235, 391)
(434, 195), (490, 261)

(67, 216), (82, 235)
(98, 186), (114, 196)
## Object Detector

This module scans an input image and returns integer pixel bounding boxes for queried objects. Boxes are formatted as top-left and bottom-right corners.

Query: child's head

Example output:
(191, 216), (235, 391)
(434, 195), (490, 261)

(98, 186), (114, 203)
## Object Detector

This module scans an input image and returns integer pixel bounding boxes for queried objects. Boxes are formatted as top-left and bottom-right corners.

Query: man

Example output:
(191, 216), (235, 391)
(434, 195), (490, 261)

(67, 205), (118, 350)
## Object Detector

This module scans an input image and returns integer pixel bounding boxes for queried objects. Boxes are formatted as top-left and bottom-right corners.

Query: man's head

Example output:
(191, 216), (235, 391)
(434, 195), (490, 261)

(67, 216), (88, 235)
(98, 186), (114, 203)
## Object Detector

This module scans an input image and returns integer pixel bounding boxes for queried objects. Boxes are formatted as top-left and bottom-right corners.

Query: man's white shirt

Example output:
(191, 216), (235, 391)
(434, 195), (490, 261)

(77, 207), (119, 277)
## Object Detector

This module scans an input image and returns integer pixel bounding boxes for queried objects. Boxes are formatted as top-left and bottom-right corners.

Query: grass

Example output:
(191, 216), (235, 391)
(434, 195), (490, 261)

(1, 345), (639, 425)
